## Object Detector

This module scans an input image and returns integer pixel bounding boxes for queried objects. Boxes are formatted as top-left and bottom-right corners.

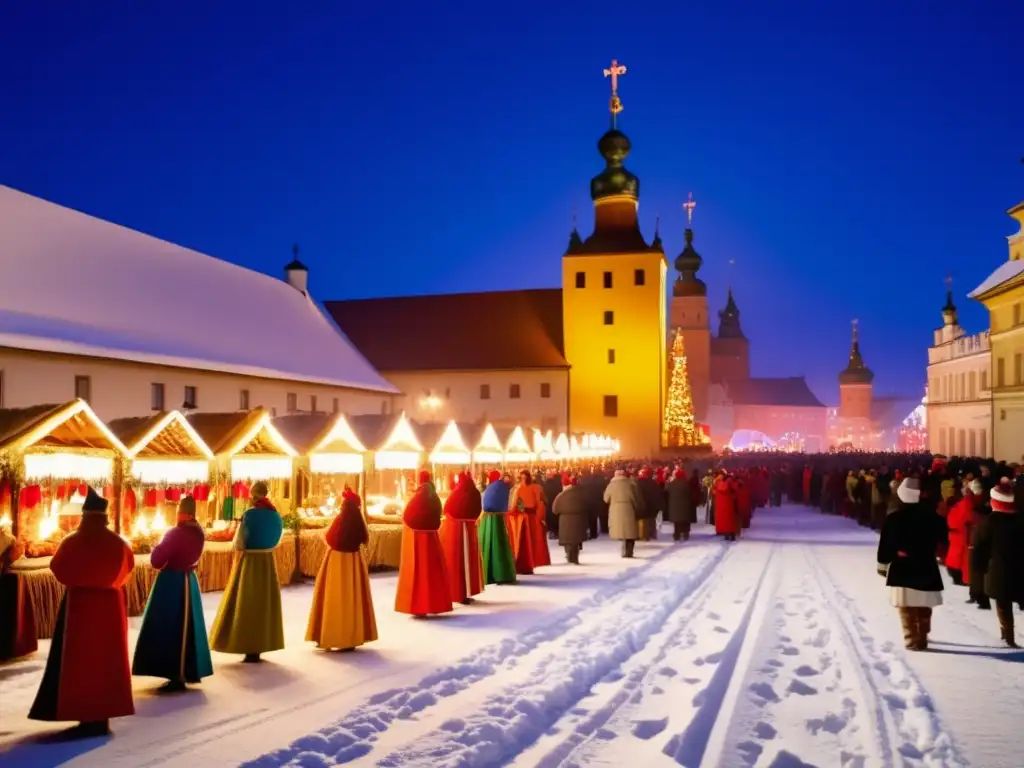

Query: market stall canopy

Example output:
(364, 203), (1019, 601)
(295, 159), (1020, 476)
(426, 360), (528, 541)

(274, 413), (366, 474)
(424, 420), (471, 465)
(108, 411), (214, 485)
(533, 428), (555, 459)
(350, 412), (423, 471)
(0, 399), (128, 482)
(188, 408), (296, 480)
(472, 423), (505, 465)
(504, 425), (535, 463)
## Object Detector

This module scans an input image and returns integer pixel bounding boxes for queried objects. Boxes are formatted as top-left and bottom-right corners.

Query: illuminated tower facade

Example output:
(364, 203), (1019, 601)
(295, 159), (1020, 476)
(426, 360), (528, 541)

(562, 60), (668, 457)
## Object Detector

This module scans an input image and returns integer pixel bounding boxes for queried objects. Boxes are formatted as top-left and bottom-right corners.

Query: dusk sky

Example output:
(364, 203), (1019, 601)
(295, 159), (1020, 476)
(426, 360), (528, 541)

(3, 1), (1021, 405)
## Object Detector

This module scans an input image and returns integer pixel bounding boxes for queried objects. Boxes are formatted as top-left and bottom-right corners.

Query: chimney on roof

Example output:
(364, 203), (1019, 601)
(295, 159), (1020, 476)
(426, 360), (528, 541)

(285, 243), (309, 295)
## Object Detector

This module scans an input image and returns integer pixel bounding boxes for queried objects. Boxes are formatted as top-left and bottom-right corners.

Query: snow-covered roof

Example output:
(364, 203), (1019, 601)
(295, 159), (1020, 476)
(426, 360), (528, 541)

(0, 186), (397, 393)
(969, 259), (1024, 300)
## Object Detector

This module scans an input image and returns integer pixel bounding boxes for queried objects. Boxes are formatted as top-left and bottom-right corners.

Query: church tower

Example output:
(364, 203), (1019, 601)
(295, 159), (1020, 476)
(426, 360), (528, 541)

(933, 275), (964, 346)
(838, 319), (874, 420)
(711, 287), (750, 388)
(669, 194), (710, 422)
(562, 60), (668, 457)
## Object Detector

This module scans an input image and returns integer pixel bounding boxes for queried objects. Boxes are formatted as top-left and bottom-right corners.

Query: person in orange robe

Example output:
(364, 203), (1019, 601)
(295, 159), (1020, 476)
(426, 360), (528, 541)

(29, 488), (135, 738)
(439, 472), (485, 604)
(714, 472), (740, 542)
(511, 470), (551, 568)
(505, 472), (537, 574)
(395, 471), (453, 617)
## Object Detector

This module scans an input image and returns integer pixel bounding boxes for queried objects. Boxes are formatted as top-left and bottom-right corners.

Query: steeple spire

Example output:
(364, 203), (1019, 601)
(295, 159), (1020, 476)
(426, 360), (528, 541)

(567, 207), (583, 251)
(942, 273), (958, 326)
(673, 194), (705, 297)
(839, 318), (874, 385)
(717, 286), (745, 339)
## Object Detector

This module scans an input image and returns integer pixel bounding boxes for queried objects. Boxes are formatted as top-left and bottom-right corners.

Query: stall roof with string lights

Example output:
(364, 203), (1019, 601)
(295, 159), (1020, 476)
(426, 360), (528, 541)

(108, 410), (215, 485)
(350, 412), (424, 471)
(274, 413), (367, 475)
(187, 408), (296, 480)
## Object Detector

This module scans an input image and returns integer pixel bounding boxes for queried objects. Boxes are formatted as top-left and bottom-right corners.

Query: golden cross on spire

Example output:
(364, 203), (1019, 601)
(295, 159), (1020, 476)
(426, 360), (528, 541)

(603, 58), (627, 124)
(683, 192), (696, 227)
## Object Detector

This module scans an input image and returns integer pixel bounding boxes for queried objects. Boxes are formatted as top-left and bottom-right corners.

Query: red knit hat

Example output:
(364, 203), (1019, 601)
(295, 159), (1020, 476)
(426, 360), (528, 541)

(568, 477), (579, 486)
(990, 479), (1015, 512)
(418, 470), (432, 486)
(487, 469), (501, 483)
(673, 468), (686, 480)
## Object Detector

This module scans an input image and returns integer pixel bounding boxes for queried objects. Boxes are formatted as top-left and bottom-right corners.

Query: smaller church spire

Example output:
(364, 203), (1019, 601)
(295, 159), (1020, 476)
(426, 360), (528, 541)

(652, 213), (662, 249)
(673, 196), (705, 297)
(717, 286), (745, 339)
(839, 318), (874, 385)
(942, 273), (958, 326)
(567, 208), (583, 251)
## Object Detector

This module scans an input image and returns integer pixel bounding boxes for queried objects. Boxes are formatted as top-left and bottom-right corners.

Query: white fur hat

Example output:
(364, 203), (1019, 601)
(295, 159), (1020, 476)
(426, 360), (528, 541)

(969, 479), (983, 495)
(990, 479), (1015, 508)
(896, 477), (921, 505)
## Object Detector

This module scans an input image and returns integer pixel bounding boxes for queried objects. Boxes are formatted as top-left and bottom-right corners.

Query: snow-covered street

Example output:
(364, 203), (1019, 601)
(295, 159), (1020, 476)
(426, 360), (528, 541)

(2, 506), (1021, 768)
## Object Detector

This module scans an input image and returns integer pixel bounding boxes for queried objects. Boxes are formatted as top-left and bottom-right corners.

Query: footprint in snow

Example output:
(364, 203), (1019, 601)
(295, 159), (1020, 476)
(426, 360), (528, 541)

(659, 666), (678, 677)
(794, 665), (819, 677)
(781, 646), (800, 656)
(809, 629), (831, 648)
(714, 626), (729, 634)
(779, 635), (792, 642)
(787, 679), (818, 696)
(704, 651), (724, 664)
(707, 612), (721, 620)
(683, 677), (700, 685)
(737, 740), (764, 765)
(440, 719), (465, 732)
(766, 659), (785, 668)
(596, 728), (617, 741)
(631, 717), (669, 739)
(749, 682), (780, 703)
(397, 691), (437, 717)
(766, 749), (816, 767)
(755, 721), (778, 740)
(806, 713), (848, 735)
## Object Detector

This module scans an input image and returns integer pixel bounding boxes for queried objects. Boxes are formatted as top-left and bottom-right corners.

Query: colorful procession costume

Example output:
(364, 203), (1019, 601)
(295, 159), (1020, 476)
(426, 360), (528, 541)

(306, 491), (378, 650)
(395, 473), (453, 617)
(30, 489), (135, 734)
(478, 472), (517, 585)
(439, 473), (485, 604)
(132, 498), (213, 689)
(209, 485), (285, 660)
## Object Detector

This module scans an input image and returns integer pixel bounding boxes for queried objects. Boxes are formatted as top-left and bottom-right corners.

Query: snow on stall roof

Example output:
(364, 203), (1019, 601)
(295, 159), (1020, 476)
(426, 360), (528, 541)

(968, 259), (1024, 299)
(0, 186), (397, 393)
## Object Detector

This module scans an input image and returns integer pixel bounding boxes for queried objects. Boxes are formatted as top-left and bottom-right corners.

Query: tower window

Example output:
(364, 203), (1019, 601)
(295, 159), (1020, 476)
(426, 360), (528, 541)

(540, 383), (551, 399)
(183, 386), (197, 409)
(510, 383), (521, 399)
(74, 375), (91, 402)
(603, 395), (618, 418)
(239, 389), (250, 410)
(287, 392), (298, 412)
(603, 310), (614, 325)
(151, 383), (165, 411)
(608, 349), (616, 364)
(603, 271), (613, 289)
(575, 272), (586, 288)
(634, 268), (645, 286)
(480, 384), (491, 400)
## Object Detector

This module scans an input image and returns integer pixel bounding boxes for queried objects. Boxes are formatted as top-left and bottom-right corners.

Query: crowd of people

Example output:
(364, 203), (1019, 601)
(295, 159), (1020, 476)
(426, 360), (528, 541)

(2, 451), (1022, 741)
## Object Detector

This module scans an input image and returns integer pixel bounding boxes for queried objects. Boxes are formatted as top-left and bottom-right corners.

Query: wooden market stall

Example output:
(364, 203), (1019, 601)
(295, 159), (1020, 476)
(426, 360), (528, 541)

(1, 400), (130, 637)
(471, 423), (506, 474)
(503, 425), (536, 467)
(421, 419), (472, 501)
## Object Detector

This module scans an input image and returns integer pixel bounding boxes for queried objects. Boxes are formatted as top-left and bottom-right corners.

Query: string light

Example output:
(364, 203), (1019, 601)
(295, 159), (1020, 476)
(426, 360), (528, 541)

(24, 453), (113, 482)
(664, 330), (707, 447)
(230, 456), (293, 480)
(429, 421), (471, 464)
(310, 453), (364, 474)
(132, 459), (209, 485)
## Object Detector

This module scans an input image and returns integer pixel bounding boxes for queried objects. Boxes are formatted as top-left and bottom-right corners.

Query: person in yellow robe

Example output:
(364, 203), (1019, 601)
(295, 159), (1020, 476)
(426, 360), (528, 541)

(306, 491), (378, 651)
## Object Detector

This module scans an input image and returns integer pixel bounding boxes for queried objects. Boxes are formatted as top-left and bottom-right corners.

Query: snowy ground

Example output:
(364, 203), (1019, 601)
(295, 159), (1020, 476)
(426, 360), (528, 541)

(2, 506), (1021, 768)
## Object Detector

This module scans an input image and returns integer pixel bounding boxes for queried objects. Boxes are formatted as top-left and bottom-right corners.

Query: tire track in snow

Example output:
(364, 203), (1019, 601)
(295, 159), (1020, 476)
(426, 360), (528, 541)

(712, 546), (880, 768)
(806, 546), (969, 768)
(243, 541), (726, 768)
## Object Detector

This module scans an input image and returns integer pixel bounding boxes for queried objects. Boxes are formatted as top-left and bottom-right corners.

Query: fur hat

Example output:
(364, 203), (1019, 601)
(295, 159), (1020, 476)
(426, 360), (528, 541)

(418, 470), (432, 486)
(968, 479), (984, 496)
(896, 477), (921, 505)
(81, 487), (108, 515)
(251, 481), (269, 500)
(990, 479), (1015, 511)
(487, 470), (501, 483)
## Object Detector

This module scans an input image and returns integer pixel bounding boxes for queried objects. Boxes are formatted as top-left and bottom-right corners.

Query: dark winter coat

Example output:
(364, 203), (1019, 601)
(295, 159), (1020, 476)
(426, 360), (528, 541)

(636, 477), (663, 521)
(665, 476), (695, 524)
(551, 485), (588, 546)
(877, 502), (946, 592)
(972, 511), (1024, 602)
(542, 476), (563, 530)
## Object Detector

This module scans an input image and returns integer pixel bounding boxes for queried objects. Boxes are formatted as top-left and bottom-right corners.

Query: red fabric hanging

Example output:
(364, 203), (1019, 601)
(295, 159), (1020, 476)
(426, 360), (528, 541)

(20, 485), (41, 509)
(123, 488), (137, 512)
(232, 481), (250, 499)
(191, 484), (210, 501)
(165, 488), (183, 502)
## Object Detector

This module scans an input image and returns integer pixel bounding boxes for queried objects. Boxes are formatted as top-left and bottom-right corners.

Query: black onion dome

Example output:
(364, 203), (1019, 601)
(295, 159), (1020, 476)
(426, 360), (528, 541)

(590, 129), (639, 201)
(673, 229), (706, 297)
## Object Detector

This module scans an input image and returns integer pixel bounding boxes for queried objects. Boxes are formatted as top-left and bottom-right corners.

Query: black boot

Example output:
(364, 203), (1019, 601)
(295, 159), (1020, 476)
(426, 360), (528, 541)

(243, 653), (262, 663)
(158, 679), (188, 693)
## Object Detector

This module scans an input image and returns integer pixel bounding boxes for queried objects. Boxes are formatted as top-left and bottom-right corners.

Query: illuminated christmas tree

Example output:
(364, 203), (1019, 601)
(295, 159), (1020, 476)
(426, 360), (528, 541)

(664, 329), (702, 447)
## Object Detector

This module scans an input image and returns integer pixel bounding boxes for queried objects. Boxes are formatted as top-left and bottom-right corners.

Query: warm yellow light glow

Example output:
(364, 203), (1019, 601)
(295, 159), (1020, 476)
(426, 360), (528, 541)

(310, 453), (364, 474)
(231, 456), (293, 480)
(151, 507), (168, 533)
(471, 424), (504, 464)
(0, 513), (11, 529)
(128, 411), (215, 459)
(569, 435), (582, 459)
(554, 433), (571, 457)
(420, 395), (443, 411)
(212, 519), (230, 532)
(38, 511), (58, 540)
(504, 426), (534, 463)
(132, 459), (209, 485)
(313, 415), (367, 454)
(375, 451), (421, 471)
(429, 421), (470, 464)
(24, 453), (113, 482)
(381, 412), (424, 452)
(223, 412), (297, 457)
(10, 399), (129, 456)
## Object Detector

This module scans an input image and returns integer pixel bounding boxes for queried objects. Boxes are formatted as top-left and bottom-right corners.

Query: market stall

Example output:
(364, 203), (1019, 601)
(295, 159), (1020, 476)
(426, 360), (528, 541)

(503, 425), (535, 466)
(423, 420), (472, 501)
(471, 423), (505, 475)
(1, 400), (130, 637)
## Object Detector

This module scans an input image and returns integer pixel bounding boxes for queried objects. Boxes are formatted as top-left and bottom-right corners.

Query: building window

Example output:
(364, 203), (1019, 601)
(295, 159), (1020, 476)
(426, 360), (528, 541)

(334, 397), (340, 413)
(480, 384), (491, 400)
(74, 375), (91, 402)
(183, 386), (197, 409)
(540, 383), (551, 399)
(969, 429), (977, 457)
(968, 371), (976, 400)
(287, 392), (298, 412)
(997, 357), (1005, 387)
(1015, 303), (1021, 327)
(981, 369), (988, 391)
(634, 268), (645, 286)
(603, 271), (613, 289)
(603, 395), (618, 417)
(603, 310), (614, 325)
(1016, 353), (1023, 386)
(608, 349), (616, 364)
(151, 383), (165, 411)
(510, 384), (521, 399)
(938, 429), (946, 455)
(575, 272), (586, 288)
(444, 387), (451, 399)
(239, 389), (250, 410)
(310, 395), (318, 413)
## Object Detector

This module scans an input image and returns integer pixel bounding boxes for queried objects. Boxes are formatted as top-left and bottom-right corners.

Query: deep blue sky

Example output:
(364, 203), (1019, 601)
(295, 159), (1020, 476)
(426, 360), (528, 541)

(3, 1), (1021, 405)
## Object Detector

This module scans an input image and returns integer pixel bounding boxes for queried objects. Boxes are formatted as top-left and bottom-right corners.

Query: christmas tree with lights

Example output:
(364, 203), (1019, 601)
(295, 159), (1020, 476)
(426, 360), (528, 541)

(664, 329), (703, 447)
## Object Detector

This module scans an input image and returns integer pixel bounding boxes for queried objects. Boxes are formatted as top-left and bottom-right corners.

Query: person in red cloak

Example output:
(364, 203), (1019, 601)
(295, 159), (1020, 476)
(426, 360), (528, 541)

(714, 472), (740, 542)
(29, 488), (135, 737)
(395, 471), (453, 617)
(946, 479), (982, 587)
(439, 472), (485, 604)
(737, 474), (752, 529)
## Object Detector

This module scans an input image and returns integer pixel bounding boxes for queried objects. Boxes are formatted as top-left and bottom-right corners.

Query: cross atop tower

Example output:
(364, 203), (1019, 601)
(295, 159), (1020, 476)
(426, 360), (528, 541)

(603, 58), (627, 127)
(945, 272), (953, 291)
(852, 317), (859, 342)
(683, 192), (696, 227)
